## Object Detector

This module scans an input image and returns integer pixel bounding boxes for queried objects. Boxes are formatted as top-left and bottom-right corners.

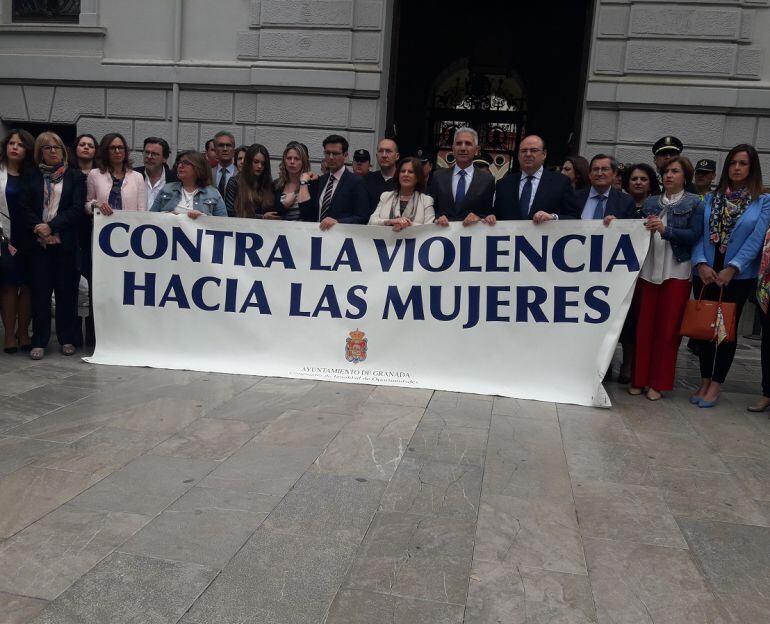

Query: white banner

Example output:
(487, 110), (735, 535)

(85, 212), (650, 407)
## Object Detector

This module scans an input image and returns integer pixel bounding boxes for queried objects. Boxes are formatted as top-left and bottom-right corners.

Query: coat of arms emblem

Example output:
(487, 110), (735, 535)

(345, 329), (367, 363)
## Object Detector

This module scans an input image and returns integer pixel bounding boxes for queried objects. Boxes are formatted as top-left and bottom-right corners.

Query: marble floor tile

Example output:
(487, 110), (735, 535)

(202, 389), (291, 423)
(0, 506), (148, 600)
(199, 441), (320, 496)
(29, 427), (162, 477)
(32, 552), (217, 624)
(366, 385), (434, 407)
(465, 561), (597, 624)
(14, 383), (93, 410)
(254, 409), (352, 448)
(104, 397), (203, 437)
(474, 494), (587, 575)
(564, 440), (656, 486)
(483, 436), (574, 503)
(184, 528), (356, 624)
(378, 457), (482, 519)
(652, 466), (768, 526)
(282, 382), (375, 414)
(405, 422), (488, 467)
(325, 588), (464, 624)
(486, 413), (563, 456)
(119, 507), (265, 568)
(343, 511), (475, 603)
(311, 426), (410, 481)
(635, 430), (729, 473)
(0, 437), (61, 479)
(584, 536), (732, 624)
(491, 397), (559, 422)
(715, 591), (770, 623)
(619, 402), (698, 436)
(149, 417), (260, 461)
(0, 592), (48, 624)
(263, 472), (386, 545)
(0, 395), (62, 433)
(168, 485), (281, 515)
(678, 517), (770, 599)
(685, 410), (770, 459)
(0, 467), (101, 539)
(68, 454), (217, 515)
(722, 455), (770, 501)
(572, 479), (687, 548)
(557, 406), (638, 447)
(0, 371), (49, 397)
(343, 402), (425, 438)
(2, 401), (119, 444)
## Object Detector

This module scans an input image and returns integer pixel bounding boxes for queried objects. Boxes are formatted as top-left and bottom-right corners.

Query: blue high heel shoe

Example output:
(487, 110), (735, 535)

(689, 395), (701, 405)
(698, 397), (718, 408)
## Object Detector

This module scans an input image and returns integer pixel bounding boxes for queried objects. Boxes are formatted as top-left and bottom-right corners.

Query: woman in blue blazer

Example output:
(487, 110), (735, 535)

(690, 144), (770, 407)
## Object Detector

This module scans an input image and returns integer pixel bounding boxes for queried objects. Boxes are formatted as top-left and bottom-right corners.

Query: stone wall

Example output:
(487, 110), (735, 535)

(0, 0), (391, 164)
(582, 0), (770, 182)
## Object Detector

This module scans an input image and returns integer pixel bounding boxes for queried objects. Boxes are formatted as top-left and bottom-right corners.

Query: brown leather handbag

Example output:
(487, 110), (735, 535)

(679, 286), (737, 343)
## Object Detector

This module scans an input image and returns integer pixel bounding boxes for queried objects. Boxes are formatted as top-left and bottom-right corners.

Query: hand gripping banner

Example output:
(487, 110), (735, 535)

(85, 213), (650, 407)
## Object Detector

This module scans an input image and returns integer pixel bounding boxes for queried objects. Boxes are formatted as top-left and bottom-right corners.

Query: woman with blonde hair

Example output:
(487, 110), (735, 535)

(275, 141), (316, 221)
(18, 132), (85, 359)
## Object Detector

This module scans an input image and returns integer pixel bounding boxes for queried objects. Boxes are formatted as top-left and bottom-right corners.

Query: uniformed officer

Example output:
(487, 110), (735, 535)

(693, 158), (717, 197)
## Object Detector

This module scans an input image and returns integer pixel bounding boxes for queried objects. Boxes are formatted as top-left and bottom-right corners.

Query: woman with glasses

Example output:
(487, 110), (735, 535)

(151, 151), (227, 217)
(226, 144), (280, 219)
(0, 129), (35, 353)
(85, 133), (147, 217)
(18, 132), (85, 360)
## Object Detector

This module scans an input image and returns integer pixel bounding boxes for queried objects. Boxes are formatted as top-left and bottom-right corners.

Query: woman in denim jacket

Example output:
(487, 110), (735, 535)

(629, 156), (704, 401)
(690, 144), (770, 407)
(150, 151), (226, 218)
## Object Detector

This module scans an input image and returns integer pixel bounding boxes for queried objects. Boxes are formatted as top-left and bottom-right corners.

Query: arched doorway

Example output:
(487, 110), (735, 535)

(387, 0), (594, 173)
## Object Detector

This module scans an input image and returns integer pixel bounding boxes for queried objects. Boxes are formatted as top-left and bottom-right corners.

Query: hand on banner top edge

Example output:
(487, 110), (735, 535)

(603, 215), (616, 227)
(320, 217), (338, 231)
(532, 210), (553, 224)
(434, 215), (449, 227)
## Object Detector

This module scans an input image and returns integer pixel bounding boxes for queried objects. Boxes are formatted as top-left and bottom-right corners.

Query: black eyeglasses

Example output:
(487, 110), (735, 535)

(42, 145), (63, 152)
(177, 160), (194, 167)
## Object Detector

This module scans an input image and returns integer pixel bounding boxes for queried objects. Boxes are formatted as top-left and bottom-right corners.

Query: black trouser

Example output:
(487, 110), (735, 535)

(693, 277), (754, 384)
(29, 245), (78, 349)
(762, 306), (770, 397)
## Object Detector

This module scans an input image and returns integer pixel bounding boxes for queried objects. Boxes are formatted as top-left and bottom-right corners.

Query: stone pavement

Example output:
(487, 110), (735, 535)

(0, 340), (768, 624)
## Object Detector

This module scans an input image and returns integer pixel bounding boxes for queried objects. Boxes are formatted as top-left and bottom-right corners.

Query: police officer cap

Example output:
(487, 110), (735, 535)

(415, 147), (434, 163)
(352, 149), (370, 163)
(652, 136), (684, 155)
(694, 158), (717, 173)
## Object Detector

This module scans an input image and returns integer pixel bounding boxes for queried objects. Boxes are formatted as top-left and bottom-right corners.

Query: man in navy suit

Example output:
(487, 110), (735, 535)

(577, 154), (635, 222)
(493, 135), (580, 223)
(299, 134), (369, 230)
(428, 127), (495, 226)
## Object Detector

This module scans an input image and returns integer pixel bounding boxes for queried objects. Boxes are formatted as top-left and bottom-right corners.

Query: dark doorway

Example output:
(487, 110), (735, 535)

(388, 0), (593, 177)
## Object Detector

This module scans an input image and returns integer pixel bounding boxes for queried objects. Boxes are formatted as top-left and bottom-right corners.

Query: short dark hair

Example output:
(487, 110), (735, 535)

(176, 150), (212, 188)
(589, 154), (618, 173)
(205, 139), (215, 151)
(98, 132), (132, 173)
(716, 144), (764, 199)
(144, 136), (170, 159)
(323, 134), (349, 154)
(661, 156), (694, 186)
(395, 157), (427, 193)
(623, 163), (661, 196)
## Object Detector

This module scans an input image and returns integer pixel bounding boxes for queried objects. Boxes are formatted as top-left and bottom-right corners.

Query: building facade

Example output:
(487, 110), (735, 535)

(0, 0), (768, 180)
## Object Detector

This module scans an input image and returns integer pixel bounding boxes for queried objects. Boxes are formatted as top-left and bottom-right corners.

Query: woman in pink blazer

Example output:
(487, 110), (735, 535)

(85, 133), (147, 215)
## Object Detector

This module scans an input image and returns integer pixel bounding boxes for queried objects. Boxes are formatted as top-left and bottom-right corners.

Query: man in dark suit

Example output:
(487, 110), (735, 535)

(363, 138), (399, 214)
(577, 154), (635, 222)
(428, 127), (495, 226)
(299, 134), (369, 230)
(494, 134), (580, 223)
(134, 137), (178, 208)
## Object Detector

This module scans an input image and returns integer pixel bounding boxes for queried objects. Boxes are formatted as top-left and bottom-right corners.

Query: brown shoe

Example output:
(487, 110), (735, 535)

(747, 397), (770, 413)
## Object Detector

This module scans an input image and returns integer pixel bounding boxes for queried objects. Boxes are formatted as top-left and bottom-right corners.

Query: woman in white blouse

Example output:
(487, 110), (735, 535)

(368, 157), (435, 230)
(629, 156), (704, 400)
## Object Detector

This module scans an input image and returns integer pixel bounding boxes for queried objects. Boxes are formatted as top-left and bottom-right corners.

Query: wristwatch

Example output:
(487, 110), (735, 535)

(299, 179), (309, 186)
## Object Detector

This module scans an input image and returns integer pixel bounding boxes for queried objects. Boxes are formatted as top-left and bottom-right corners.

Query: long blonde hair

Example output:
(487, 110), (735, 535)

(276, 142), (310, 192)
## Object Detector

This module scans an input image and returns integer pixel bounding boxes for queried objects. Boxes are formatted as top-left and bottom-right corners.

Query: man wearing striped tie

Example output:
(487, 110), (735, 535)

(299, 135), (369, 230)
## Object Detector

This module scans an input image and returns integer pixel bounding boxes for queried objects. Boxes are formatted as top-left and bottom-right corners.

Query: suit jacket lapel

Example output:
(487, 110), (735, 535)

(442, 168), (455, 209)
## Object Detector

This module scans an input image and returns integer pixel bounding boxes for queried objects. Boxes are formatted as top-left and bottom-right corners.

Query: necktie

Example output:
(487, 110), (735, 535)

(519, 175), (533, 217)
(320, 175), (335, 220)
(455, 169), (467, 206)
(218, 168), (227, 197)
(593, 195), (607, 219)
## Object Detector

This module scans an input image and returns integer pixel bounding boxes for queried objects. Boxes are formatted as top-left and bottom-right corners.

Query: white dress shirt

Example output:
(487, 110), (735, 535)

(214, 163), (236, 193)
(317, 167), (346, 215)
(451, 163), (475, 197)
(518, 166), (543, 213)
(145, 168), (167, 208)
(581, 186), (610, 220)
